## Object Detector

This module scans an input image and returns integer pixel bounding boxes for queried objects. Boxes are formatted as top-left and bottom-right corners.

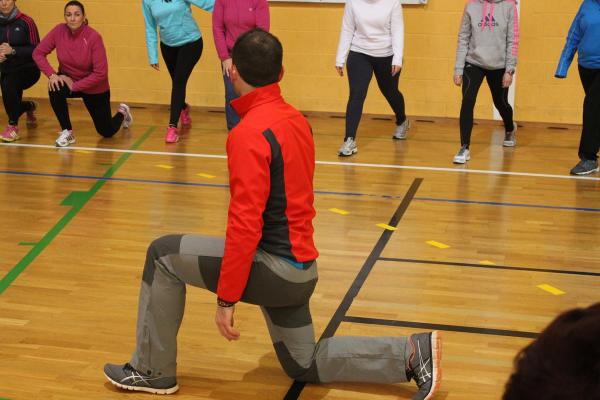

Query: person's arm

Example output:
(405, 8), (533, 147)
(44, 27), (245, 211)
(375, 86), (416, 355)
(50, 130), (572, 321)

(212, 0), (229, 61)
(32, 25), (59, 77)
(335, 0), (356, 68)
(454, 3), (471, 76)
(187, 0), (215, 13)
(70, 33), (108, 92)
(390, 0), (404, 69)
(9, 16), (40, 59)
(505, 0), (519, 74)
(555, 5), (584, 78)
(142, 0), (159, 66)
(255, 0), (270, 31)
(216, 130), (271, 306)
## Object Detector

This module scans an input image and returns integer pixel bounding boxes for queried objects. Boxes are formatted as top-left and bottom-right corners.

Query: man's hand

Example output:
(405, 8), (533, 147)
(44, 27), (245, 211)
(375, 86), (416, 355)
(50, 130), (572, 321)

(150, 63), (160, 71)
(391, 65), (401, 76)
(0, 42), (12, 56)
(215, 305), (240, 341)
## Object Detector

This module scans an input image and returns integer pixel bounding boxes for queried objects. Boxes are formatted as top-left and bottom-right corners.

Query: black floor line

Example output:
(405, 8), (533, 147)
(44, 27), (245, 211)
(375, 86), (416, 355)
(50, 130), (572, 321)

(343, 316), (539, 339)
(378, 257), (600, 277)
(283, 178), (423, 400)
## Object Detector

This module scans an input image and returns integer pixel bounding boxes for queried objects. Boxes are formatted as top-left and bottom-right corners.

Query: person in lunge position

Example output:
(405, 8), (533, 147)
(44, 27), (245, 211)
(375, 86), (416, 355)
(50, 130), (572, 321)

(104, 29), (442, 400)
(32, 1), (133, 148)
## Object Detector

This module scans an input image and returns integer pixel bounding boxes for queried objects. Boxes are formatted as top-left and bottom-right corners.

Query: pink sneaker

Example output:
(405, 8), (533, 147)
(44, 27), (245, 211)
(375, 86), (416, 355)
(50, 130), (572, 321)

(179, 105), (191, 126)
(165, 126), (179, 143)
(26, 101), (37, 127)
(1, 125), (20, 142)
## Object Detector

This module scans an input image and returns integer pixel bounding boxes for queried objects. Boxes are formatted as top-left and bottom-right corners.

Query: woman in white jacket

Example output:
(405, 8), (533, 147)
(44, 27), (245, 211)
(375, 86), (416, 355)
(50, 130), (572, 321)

(335, 0), (408, 157)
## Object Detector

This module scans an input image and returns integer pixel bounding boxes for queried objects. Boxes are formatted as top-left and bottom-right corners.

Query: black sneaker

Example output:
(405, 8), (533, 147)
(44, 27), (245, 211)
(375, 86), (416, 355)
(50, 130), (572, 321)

(407, 331), (442, 400)
(570, 159), (599, 175)
(104, 363), (179, 394)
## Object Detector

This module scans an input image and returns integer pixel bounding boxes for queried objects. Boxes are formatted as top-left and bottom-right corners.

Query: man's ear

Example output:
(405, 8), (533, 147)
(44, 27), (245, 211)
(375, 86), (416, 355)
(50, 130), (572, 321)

(278, 65), (285, 82)
(231, 64), (239, 82)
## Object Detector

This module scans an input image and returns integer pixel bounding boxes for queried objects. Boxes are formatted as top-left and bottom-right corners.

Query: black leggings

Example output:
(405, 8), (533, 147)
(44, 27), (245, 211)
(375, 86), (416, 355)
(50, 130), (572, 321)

(48, 85), (124, 137)
(460, 63), (514, 147)
(345, 51), (406, 140)
(578, 65), (600, 161)
(160, 38), (203, 127)
(0, 66), (40, 125)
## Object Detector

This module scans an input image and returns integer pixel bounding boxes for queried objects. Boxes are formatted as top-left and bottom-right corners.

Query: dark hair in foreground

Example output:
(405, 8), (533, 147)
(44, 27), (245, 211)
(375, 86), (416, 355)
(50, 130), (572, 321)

(232, 28), (282, 88)
(503, 303), (600, 400)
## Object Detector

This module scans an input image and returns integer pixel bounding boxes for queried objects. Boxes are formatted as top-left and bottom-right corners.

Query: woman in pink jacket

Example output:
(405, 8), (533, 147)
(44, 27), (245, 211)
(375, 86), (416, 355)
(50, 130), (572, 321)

(33, 1), (132, 147)
(212, 0), (269, 131)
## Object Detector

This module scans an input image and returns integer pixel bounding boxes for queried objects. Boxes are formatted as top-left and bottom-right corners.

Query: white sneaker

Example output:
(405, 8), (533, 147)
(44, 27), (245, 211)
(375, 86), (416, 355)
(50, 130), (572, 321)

(503, 122), (517, 147)
(119, 103), (133, 129)
(393, 119), (410, 140)
(453, 145), (470, 164)
(55, 129), (75, 147)
(338, 137), (357, 156)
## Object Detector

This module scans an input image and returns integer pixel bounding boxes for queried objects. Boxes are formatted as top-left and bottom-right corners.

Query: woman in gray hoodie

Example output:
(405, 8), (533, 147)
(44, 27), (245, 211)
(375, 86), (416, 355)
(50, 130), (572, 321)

(453, 0), (519, 164)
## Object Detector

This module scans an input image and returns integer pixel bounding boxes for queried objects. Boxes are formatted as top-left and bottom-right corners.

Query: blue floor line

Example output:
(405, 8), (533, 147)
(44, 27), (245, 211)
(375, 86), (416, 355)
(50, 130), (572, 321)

(2, 169), (599, 213)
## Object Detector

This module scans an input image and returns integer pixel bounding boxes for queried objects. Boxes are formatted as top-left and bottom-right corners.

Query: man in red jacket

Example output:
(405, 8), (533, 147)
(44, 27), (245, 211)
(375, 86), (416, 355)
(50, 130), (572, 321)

(104, 29), (441, 400)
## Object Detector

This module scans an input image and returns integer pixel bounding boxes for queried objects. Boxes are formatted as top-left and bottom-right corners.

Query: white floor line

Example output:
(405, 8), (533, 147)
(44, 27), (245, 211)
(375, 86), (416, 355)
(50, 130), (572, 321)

(2, 142), (600, 181)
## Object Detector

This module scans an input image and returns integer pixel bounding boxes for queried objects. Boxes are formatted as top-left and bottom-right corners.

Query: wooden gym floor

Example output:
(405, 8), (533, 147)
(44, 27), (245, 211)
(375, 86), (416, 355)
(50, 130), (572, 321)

(1, 101), (599, 400)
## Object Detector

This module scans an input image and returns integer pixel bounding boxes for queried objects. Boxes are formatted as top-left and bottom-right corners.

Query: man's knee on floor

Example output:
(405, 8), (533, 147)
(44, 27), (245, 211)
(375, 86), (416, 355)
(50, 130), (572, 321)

(147, 235), (183, 262)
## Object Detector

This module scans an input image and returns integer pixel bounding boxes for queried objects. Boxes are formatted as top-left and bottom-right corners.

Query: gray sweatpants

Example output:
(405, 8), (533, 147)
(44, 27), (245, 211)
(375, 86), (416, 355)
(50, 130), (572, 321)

(130, 234), (410, 384)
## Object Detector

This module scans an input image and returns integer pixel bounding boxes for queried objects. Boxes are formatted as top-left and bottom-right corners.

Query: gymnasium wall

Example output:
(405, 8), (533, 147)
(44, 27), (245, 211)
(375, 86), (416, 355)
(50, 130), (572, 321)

(19, 0), (583, 124)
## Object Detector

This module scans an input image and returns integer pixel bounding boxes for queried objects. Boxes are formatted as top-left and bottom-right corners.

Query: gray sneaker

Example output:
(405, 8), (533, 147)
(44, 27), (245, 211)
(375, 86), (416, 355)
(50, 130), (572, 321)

(338, 137), (357, 156)
(407, 331), (442, 400)
(503, 122), (517, 147)
(104, 363), (179, 394)
(570, 159), (599, 175)
(453, 145), (470, 164)
(393, 119), (411, 140)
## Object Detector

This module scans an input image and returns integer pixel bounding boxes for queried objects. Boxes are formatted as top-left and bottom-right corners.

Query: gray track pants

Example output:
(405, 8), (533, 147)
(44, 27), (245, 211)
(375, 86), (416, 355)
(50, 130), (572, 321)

(130, 234), (410, 384)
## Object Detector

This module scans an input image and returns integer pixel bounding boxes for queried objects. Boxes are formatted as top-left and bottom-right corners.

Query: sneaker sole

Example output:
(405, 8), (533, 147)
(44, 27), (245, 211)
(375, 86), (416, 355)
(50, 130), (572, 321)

(392, 135), (407, 140)
(55, 139), (75, 147)
(424, 331), (442, 400)
(503, 141), (516, 147)
(104, 373), (179, 395)
(1, 136), (20, 143)
(337, 148), (357, 157)
(572, 167), (600, 176)
(453, 155), (470, 164)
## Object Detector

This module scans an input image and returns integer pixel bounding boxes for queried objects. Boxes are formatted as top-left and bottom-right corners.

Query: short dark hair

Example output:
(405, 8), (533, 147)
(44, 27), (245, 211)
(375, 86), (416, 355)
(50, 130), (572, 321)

(503, 303), (600, 400)
(232, 28), (282, 88)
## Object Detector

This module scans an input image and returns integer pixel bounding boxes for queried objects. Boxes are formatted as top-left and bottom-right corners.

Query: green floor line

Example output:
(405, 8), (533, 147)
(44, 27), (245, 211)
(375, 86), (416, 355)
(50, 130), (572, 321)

(0, 127), (155, 295)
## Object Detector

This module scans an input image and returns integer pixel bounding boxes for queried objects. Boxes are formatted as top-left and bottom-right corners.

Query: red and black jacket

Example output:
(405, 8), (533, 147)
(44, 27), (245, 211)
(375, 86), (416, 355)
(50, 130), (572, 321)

(217, 83), (319, 304)
(0, 11), (40, 73)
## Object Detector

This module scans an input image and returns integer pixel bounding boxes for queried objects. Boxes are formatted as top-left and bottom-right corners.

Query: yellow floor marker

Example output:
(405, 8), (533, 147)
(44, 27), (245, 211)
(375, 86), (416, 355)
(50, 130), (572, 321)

(196, 173), (216, 179)
(537, 284), (565, 296)
(376, 223), (397, 231)
(329, 208), (350, 215)
(479, 260), (496, 265)
(426, 240), (450, 249)
(76, 150), (92, 154)
(156, 164), (174, 169)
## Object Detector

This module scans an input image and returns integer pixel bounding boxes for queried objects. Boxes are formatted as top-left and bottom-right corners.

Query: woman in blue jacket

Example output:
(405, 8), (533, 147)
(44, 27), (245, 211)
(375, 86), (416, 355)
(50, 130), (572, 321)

(143, 0), (214, 143)
(556, 0), (600, 175)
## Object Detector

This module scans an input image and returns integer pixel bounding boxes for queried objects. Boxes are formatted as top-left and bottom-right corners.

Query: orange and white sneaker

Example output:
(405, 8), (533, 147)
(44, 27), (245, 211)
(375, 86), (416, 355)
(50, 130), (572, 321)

(165, 126), (179, 143)
(55, 129), (75, 147)
(179, 104), (191, 126)
(407, 331), (442, 400)
(1, 125), (20, 142)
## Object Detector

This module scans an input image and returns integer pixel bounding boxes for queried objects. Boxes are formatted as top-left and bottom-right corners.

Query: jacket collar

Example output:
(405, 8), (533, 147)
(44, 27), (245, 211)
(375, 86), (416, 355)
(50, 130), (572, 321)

(67, 23), (88, 38)
(231, 83), (283, 118)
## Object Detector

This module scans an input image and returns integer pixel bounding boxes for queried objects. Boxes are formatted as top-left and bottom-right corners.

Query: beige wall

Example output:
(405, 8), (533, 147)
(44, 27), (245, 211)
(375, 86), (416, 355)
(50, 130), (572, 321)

(19, 0), (584, 124)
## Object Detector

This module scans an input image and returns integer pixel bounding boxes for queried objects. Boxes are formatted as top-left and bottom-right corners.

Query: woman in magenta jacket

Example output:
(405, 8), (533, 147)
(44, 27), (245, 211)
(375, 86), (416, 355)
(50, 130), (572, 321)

(212, 0), (269, 131)
(33, 1), (132, 147)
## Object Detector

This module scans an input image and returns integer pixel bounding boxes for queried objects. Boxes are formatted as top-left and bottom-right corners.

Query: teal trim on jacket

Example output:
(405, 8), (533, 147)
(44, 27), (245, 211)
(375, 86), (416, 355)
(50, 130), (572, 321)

(142, 0), (214, 65)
